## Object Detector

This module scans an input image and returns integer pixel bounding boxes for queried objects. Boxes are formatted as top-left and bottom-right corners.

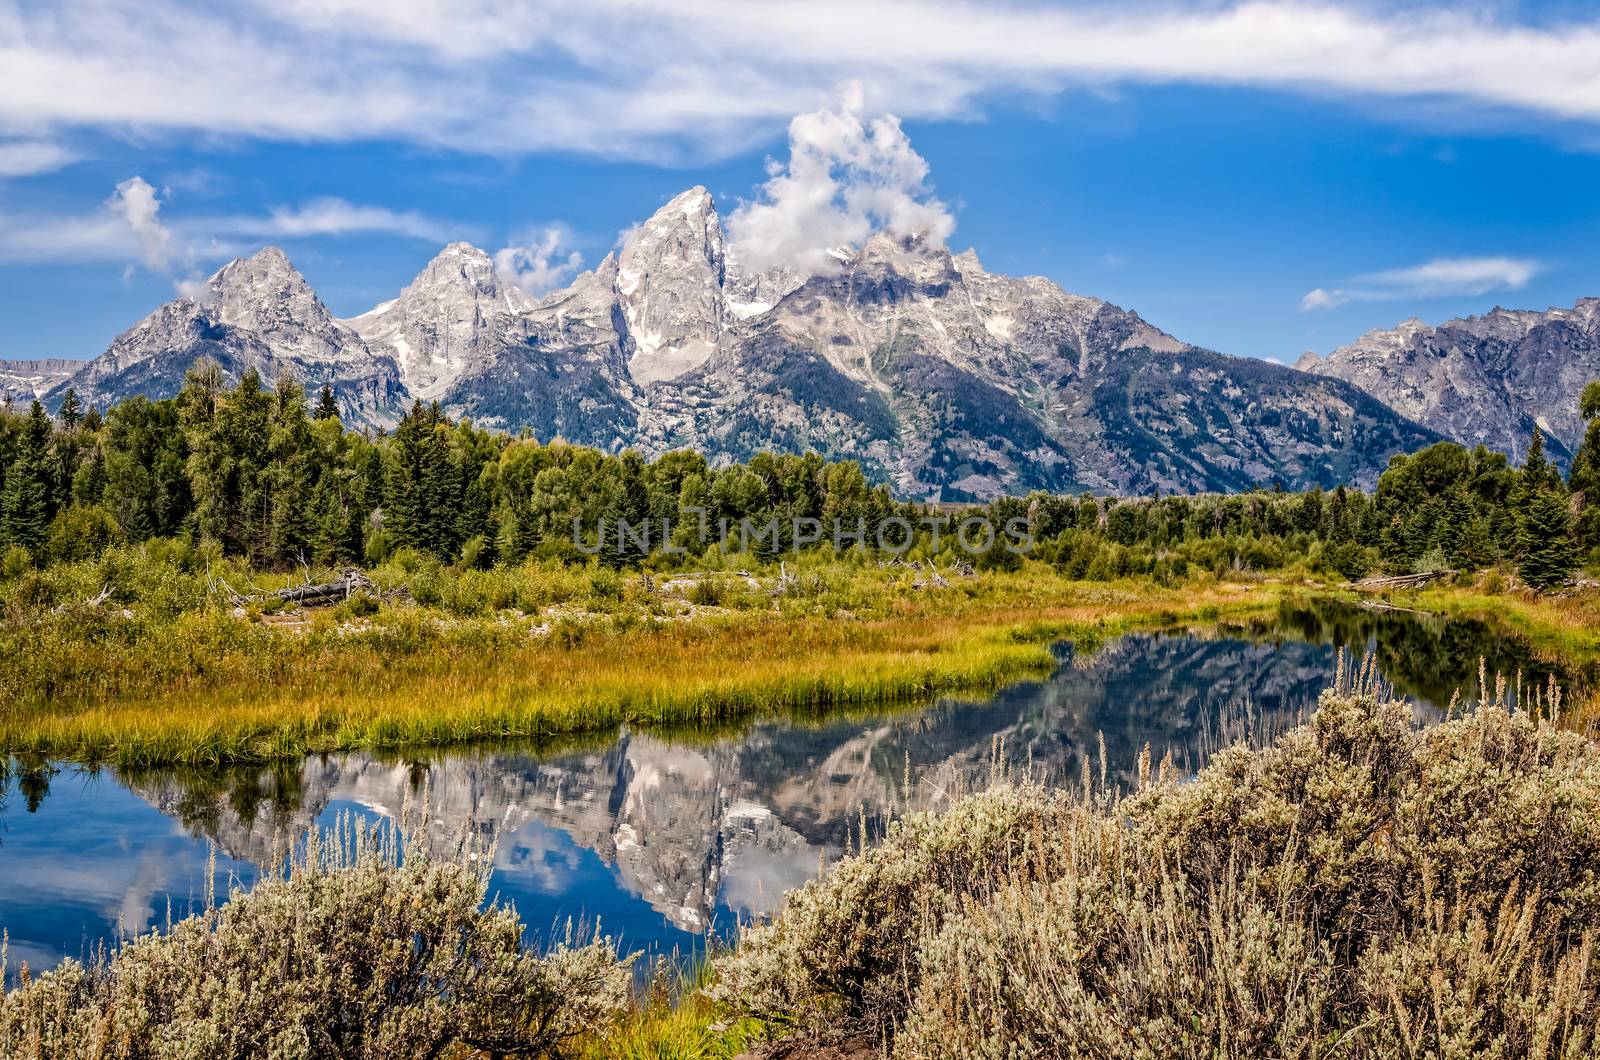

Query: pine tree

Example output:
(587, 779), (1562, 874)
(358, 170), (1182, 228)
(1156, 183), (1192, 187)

(1570, 381), (1600, 553)
(57, 388), (82, 430)
(1515, 425), (1577, 591)
(1519, 425), (1559, 494)
(1, 401), (52, 550)
(263, 377), (315, 566)
(1518, 486), (1577, 590)
(315, 384), (339, 421)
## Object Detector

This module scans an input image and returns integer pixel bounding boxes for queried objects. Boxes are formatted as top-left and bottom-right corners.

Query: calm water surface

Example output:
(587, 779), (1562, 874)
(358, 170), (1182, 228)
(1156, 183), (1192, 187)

(0, 599), (1580, 974)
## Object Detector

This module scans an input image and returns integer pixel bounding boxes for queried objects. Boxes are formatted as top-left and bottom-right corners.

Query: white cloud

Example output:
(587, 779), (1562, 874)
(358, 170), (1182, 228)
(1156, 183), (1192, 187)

(493, 228), (584, 295)
(1, 2), (1600, 159)
(0, 178), (463, 285)
(726, 85), (954, 274)
(107, 176), (174, 272)
(243, 198), (458, 242)
(0, 139), (77, 177)
(1299, 287), (1343, 311)
(1299, 255), (1543, 309)
(1357, 256), (1542, 295)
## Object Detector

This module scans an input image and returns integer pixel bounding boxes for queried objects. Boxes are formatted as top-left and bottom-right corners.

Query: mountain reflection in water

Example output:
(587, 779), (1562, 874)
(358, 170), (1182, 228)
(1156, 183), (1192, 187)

(0, 599), (1580, 972)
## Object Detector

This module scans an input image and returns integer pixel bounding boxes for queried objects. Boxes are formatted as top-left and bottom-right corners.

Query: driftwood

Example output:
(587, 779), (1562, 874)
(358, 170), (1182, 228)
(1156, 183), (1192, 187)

(1349, 569), (1457, 593)
(770, 561), (800, 596)
(655, 570), (761, 594)
(227, 568), (382, 608)
(49, 584), (113, 615)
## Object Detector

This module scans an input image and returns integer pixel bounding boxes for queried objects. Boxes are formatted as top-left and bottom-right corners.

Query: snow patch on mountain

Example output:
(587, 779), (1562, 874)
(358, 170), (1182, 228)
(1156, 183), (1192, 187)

(344, 242), (533, 401)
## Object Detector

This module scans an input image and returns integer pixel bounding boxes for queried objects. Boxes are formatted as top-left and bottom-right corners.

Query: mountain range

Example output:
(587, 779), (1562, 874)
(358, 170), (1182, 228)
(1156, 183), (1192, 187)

(19, 185), (1580, 497)
(1296, 301), (1600, 465)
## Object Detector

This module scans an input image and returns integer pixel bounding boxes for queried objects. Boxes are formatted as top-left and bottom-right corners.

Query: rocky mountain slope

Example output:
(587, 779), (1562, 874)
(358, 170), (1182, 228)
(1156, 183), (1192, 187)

(343, 242), (536, 403)
(41, 187), (1440, 495)
(54, 247), (408, 428)
(1296, 300), (1600, 465)
(1, 358), (78, 405)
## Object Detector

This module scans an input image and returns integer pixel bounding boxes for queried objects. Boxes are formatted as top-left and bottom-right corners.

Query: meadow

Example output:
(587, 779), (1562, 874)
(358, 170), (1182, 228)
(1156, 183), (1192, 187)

(0, 541), (1282, 768)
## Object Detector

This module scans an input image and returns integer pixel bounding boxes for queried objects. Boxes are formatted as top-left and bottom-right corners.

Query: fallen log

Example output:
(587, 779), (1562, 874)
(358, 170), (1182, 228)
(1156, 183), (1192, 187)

(1348, 569), (1457, 593)
(241, 568), (379, 608)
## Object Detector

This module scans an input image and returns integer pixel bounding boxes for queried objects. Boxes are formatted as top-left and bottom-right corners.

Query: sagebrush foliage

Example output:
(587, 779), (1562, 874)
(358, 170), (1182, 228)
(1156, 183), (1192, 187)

(715, 676), (1600, 1058)
(0, 814), (632, 1059)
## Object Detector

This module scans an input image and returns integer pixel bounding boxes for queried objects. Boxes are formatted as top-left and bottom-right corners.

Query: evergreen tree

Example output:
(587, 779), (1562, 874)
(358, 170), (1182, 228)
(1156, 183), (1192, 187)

(315, 383), (339, 421)
(384, 402), (461, 556)
(1515, 426), (1577, 591)
(1570, 381), (1600, 553)
(57, 387), (82, 429)
(1, 401), (52, 550)
(263, 377), (316, 565)
(1518, 486), (1577, 590)
(185, 368), (271, 557)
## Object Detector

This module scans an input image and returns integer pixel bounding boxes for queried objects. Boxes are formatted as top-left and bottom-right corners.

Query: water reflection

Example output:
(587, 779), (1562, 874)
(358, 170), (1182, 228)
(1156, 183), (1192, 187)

(0, 598), (1579, 973)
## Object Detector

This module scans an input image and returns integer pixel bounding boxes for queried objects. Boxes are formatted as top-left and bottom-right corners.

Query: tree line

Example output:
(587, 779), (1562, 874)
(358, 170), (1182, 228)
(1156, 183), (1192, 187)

(2, 362), (1598, 590)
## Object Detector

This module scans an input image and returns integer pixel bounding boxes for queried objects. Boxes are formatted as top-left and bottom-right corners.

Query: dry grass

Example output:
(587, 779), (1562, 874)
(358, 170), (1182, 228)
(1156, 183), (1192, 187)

(0, 566), (1272, 767)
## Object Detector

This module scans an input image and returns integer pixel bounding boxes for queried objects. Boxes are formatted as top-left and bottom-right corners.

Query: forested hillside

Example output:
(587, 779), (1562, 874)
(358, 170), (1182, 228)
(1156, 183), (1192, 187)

(3, 363), (1598, 591)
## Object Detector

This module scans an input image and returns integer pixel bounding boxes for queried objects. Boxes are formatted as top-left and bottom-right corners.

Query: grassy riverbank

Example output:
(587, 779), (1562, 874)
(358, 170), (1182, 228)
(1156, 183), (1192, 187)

(1406, 583), (1600, 678)
(0, 546), (1279, 767)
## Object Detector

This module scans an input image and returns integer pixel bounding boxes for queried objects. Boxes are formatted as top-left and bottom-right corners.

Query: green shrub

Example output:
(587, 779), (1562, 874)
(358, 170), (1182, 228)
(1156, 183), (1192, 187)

(0, 545), (31, 580)
(43, 506), (124, 565)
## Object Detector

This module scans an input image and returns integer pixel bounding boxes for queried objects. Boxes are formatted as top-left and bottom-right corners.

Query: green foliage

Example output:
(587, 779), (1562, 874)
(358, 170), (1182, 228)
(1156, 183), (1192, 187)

(0, 401), (52, 551)
(6, 369), (1596, 587)
(43, 505), (123, 565)
(313, 382), (339, 421)
(1570, 381), (1600, 556)
(1516, 427), (1579, 590)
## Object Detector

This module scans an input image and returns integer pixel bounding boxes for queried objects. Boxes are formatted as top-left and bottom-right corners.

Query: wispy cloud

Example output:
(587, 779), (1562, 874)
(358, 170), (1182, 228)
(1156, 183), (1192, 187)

(0, 179), (465, 288)
(2, 2), (1600, 159)
(1300, 255), (1544, 310)
(0, 139), (78, 177)
(238, 199), (461, 243)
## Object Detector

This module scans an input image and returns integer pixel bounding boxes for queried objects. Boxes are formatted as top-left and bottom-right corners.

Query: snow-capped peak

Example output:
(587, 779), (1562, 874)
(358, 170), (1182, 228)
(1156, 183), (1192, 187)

(342, 242), (534, 401)
(616, 187), (728, 385)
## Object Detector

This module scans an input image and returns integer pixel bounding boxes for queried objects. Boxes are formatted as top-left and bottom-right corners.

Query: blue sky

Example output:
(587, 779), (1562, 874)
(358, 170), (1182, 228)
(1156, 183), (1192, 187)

(3, 0), (1600, 364)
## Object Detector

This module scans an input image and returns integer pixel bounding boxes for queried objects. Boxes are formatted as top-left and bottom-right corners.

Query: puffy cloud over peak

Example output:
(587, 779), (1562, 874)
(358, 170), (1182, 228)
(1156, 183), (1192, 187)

(727, 86), (954, 275)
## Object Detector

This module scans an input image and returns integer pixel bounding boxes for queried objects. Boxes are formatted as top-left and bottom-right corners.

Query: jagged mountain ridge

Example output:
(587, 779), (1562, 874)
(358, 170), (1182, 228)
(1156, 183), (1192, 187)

(44, 187), (1440, 495)
(1, 357), (79, 405)
(1296, 300), (1600, 465)
(343, 242), (536, 403)
(57, 247), (408, 427)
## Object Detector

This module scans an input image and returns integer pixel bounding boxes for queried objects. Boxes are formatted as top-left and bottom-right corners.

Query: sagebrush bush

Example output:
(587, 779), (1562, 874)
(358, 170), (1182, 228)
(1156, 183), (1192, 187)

(715, 675), (1600, 1058)
(0, 814), (631, 1059)
(709, 785), (1066, 1040)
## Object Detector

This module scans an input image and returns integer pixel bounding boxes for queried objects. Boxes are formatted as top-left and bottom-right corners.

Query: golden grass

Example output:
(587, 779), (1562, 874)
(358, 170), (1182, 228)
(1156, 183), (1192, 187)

(0, 580), (1275, 769)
